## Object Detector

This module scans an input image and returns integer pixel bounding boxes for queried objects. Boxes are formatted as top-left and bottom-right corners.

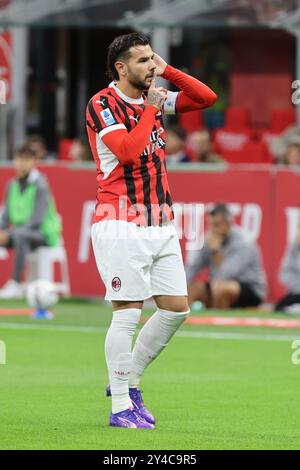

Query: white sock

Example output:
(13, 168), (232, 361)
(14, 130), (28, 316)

(105, 308), (141, 413)
(128, 308), (190, 388)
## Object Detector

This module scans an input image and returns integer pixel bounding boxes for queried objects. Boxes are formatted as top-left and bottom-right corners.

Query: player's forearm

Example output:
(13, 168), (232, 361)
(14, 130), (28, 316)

(162, 64), (217, 109)
(102, 105), (158, 165)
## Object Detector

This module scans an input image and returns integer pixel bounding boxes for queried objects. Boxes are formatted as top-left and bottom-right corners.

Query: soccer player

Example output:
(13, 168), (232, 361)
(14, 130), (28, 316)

(86, 32), (217, 429)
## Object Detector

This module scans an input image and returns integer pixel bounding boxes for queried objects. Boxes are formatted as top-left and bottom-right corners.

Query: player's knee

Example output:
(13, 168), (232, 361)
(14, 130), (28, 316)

(155, 295), (189, 313)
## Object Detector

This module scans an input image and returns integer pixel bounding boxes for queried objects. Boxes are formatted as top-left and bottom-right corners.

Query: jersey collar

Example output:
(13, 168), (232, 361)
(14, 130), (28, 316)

(109, 81), (144, 105)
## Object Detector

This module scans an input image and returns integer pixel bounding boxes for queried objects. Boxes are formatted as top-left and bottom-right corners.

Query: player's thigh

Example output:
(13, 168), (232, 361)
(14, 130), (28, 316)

(151, 230), (188, 302)
(91, 221), (152, 301)
(112, 300), (144, 311)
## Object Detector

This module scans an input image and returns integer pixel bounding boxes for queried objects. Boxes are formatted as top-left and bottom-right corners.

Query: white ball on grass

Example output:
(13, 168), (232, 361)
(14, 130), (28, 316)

(26, 280), (59, 310)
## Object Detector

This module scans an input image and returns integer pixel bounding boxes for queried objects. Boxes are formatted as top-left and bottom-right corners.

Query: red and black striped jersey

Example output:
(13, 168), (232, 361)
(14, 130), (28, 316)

(86, 81), (178, 226)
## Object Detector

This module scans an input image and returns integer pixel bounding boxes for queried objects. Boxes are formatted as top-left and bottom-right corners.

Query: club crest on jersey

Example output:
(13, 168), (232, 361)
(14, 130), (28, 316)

(112, 277), (121, 292)
(100, 108), (116, 126)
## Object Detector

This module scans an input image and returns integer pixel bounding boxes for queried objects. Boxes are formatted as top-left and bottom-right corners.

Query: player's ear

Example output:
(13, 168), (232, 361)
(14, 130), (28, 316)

(114, 60), (127, 79)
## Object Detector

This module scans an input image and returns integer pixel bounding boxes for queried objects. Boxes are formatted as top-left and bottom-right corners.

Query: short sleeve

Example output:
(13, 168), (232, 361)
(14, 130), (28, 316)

(163, 91), (179, 115)
(86, 94), (126, 138)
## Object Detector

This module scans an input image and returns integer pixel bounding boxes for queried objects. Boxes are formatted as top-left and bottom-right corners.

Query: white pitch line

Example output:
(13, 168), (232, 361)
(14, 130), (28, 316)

(0, 321), (299, 342)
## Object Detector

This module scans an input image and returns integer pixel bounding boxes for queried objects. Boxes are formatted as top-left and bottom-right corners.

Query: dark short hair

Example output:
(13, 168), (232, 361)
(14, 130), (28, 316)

(209, 203), (232, 221)
(107, 32), (150, 81)
(15, 145), (37, 159)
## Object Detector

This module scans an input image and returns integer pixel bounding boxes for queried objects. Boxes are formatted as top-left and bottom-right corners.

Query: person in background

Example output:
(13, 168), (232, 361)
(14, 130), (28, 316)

(186, 203), (267, 309)
(0, 145), (61, 298)
(26, 134), (57, 162)
(275, 220), (300, 312)
(270, 126), (300, 162)
(165, 126), (191, 164)
(282, 143), (300, 166)
(188, 129), (224, 163)
(69, 138), (93, 162)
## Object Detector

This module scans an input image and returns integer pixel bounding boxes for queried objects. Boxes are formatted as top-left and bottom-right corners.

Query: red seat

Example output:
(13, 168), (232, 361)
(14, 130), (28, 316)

(270, 108), (296, 133)
(213, 107), (254, 157)
(179, 110), (204, 134)
(214, 128), (252, 154)
(221, 140), (271, 164)
(225, 107), (251, 129)
(59, 139), (74, 160)
(256, 109), (296, 161)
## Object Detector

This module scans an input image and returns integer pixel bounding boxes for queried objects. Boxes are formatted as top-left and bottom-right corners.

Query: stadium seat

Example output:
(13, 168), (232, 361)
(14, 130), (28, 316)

(222, 140), (271, 164)
(225, 107), (251, 129)
(213, 107), (255, 160)
(270, 108), (296, 133)
(26, 240), (71, 296)
(214, 128), (251, 151)
(58, 138), (74, 160)
(257, 108), (296, 161)
(179, 110), (204, 134)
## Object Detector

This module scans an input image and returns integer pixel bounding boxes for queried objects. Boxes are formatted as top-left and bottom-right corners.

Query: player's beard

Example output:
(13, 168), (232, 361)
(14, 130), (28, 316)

(127, 69), (152, 91)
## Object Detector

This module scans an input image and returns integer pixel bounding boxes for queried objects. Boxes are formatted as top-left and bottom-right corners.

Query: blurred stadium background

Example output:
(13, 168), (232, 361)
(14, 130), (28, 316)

(1, 0), (300, 450)
(1, 0), (300, 301)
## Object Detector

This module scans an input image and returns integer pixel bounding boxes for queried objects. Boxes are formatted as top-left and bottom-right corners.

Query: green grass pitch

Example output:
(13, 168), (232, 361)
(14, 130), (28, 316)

(0, 299), (300, 450)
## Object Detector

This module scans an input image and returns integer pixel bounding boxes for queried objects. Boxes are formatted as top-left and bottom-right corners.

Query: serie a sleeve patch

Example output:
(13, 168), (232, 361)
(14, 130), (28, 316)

(100, 108), (116, 126)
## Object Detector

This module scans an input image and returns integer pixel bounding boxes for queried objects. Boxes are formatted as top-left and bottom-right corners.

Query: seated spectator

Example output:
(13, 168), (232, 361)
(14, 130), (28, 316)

(0, 145), (61, 298)
(69, 138), (93, 161)
(271, 125), (300, 162)
(275, 222), (300, 312)
(282, 143), (300, 166)
(26, 134), (56, 162)
(188, 129), (224, 163)
(165, 126), (190, 164)
(186, 204), (267, 309)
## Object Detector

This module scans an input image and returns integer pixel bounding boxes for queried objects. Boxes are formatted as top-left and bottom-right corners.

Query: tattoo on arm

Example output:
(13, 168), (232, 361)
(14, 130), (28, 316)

(147, 91), (162, 107)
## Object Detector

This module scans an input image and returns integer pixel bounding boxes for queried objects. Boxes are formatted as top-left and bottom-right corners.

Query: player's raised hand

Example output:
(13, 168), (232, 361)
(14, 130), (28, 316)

(147, 74), (167, 111)
(153, 53), (168, 76)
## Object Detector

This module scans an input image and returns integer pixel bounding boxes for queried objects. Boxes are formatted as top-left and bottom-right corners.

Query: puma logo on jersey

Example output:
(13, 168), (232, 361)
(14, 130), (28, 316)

(96, 99), (107, 107)
(129, 115), (139, 124)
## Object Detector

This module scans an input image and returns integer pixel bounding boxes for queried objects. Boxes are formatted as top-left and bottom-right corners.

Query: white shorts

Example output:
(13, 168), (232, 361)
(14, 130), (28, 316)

(91, 220), (188, 301)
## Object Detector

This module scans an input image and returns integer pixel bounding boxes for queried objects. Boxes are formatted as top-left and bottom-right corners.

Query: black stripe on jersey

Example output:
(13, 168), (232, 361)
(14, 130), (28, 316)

(124, 165), (137, 209)
(114, 105), (122, 119)
(118, 98), (137, 115)
(98, 95), (119, 123)
(88, 100), (102, 133)
(86, 119), (96, 132)
(152, 151), (165, 225)
(165, 190), (174, 218)
(107, 92), (132, 131)
(140, 155), (152, 226)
